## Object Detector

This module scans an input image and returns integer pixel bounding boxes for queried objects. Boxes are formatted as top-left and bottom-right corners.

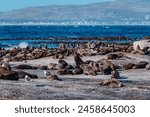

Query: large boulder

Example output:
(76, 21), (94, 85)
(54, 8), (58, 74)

(133, 39), (150, 51)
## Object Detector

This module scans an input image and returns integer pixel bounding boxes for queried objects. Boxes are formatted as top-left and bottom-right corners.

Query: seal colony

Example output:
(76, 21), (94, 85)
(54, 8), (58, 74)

(0, 37), (150, 99)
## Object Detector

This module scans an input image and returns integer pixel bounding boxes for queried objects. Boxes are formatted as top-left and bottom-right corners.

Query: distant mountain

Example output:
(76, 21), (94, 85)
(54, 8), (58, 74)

(0, 0), (150, 25)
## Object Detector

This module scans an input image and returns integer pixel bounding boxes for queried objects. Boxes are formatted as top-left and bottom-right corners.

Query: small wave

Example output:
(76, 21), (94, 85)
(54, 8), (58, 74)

(18, 42), (28, 48)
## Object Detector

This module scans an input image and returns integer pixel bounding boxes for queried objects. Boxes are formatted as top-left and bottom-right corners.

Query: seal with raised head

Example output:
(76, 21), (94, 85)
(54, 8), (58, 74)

(74, 52), (84, 67)
(111, 70), (120, 79)
(58, 59), (68, 69)
(1, 62), (11, 70)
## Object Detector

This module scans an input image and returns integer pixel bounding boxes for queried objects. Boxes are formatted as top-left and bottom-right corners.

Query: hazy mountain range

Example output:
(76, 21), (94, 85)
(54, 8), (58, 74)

(0, 0), (150, 25)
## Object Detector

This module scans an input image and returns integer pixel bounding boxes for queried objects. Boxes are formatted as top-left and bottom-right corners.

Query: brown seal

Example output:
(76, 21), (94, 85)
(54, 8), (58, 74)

(14, 64), (37, 69)
(100, 61), (116, 75)
(111, 70), (120, 79)
(100, 79), (123, 88)
(47, 63), (58, 70)
(74, 52), (84, 67)
(58, 59), (68, 69)
(16, 71), (38, 79)
(122, 63), (135, 70)
(1, 62), (11, 70)
(107, 53), (119, 60)
(83, 66), (97, 76)
(0, 67), (19, 80)
(132, 61), (149, 69)
(49, 75), (62, 81)
(57, 69), (73, 75)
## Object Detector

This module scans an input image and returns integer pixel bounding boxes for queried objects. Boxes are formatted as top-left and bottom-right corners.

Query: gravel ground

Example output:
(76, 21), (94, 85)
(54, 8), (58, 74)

(0, 54), (150, 100)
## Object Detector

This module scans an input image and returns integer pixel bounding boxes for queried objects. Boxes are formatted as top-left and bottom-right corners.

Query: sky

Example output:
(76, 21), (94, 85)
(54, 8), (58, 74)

(0, 0), (116, 12)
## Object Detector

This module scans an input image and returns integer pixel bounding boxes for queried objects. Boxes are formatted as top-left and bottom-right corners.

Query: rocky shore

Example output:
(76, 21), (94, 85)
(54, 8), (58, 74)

(0, 37), (150, 100)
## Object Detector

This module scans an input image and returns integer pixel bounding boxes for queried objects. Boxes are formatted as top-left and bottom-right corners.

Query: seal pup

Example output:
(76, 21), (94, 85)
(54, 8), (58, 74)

(25, 75), (33, 82)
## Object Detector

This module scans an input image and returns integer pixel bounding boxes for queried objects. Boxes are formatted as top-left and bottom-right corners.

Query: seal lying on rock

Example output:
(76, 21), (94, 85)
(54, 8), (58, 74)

(58, 59), (68, 69)
(83, 66), (97, 76)
(73, 68), (83, 75)
(107, 53), (119, 60)
(14, 64), (37, 69)
(47, 63), (58, 70)
(49, 75), (62, 81)
(65, 65), (74, 70)
(111, 70), (120, 79)
(122, 63), (135, 70)
(0, 67), (19, 80)
(1, 62), (11, 70)
(57, 69), (73, 75)
(132, 61), (149, 69)
(100, 61), (116, 75)
(100, 79), (123, 88)
(16, 71), (38, 79)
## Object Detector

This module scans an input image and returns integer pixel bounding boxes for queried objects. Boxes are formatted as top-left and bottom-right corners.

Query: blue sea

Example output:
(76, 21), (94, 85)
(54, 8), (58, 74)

(0, 25), (150, 49)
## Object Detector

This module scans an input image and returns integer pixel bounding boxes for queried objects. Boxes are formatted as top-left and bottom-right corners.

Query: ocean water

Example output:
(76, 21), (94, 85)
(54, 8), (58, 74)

(0, 25), (150, 49)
